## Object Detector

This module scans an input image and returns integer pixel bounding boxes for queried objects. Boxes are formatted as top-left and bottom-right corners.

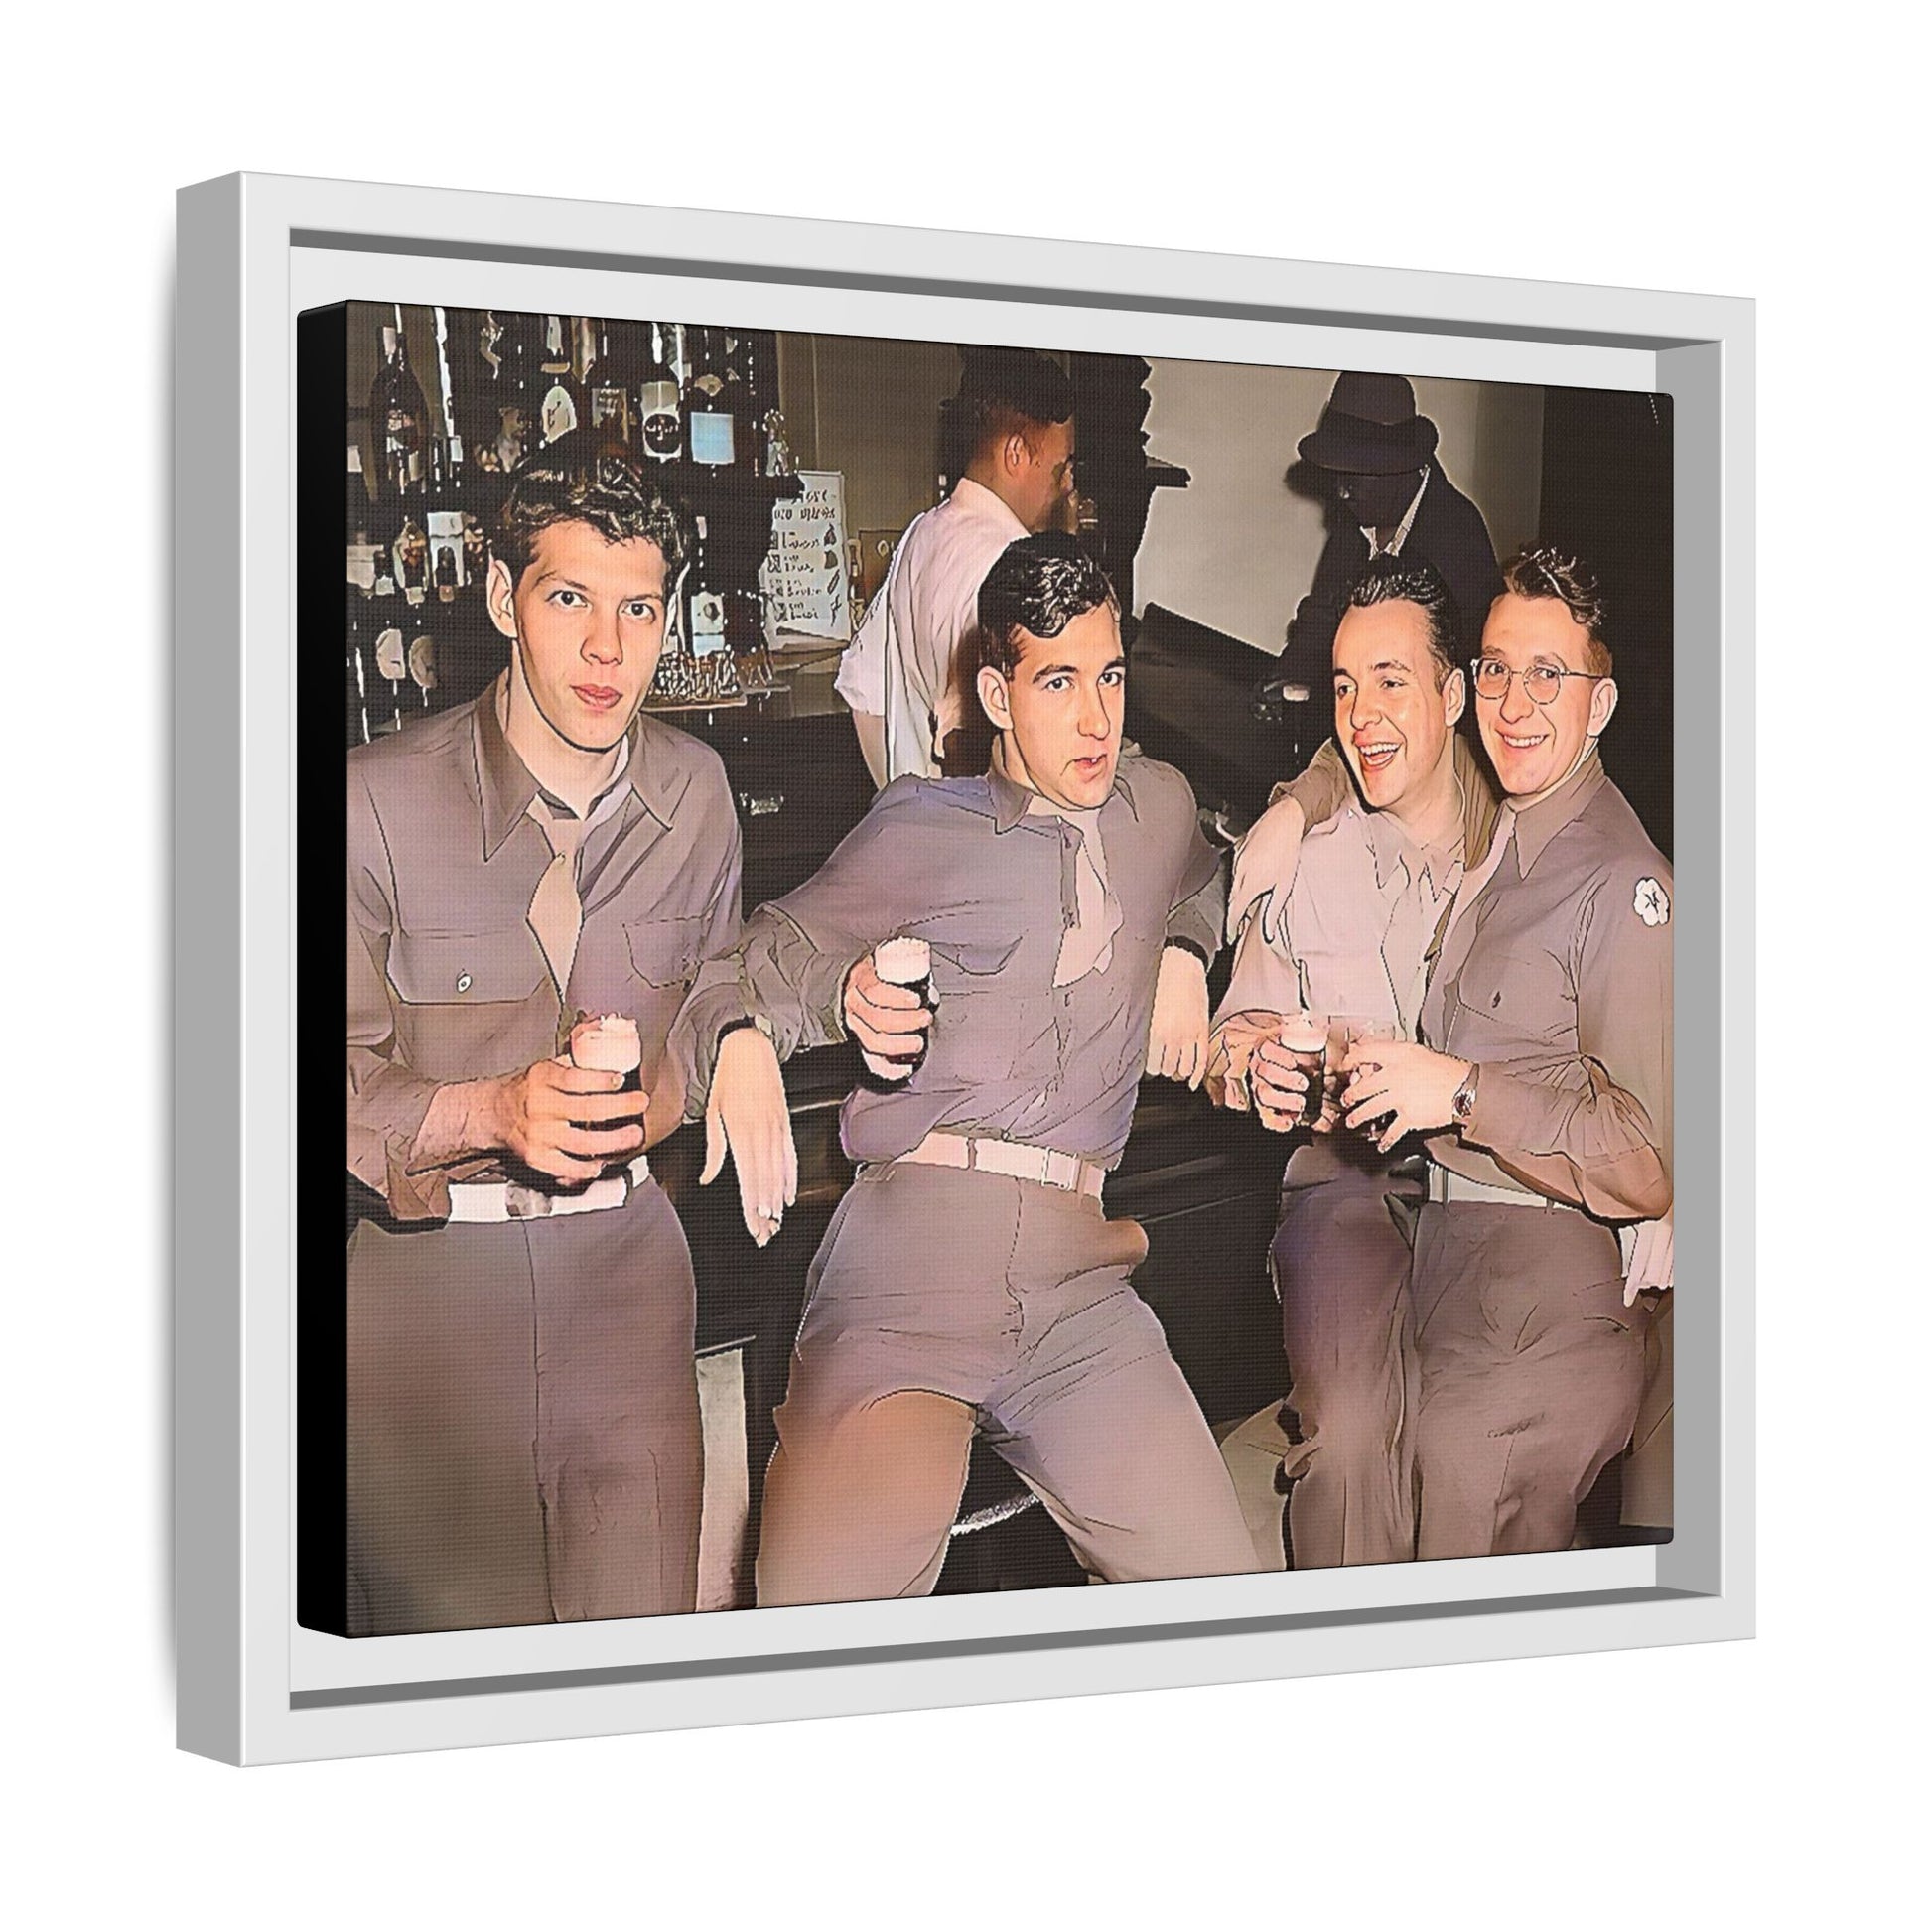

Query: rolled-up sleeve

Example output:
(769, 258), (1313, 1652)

(1163, 791), (1226, 968)
(1462, 858), (1673, 1221)
(833, 583), (887, 715)
(346, 767), (447, 1221)
(672, 783), (923, 1113)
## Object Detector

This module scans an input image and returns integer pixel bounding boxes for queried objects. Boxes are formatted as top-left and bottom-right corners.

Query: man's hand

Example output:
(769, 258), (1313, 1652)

(843, 953), (931, 1083)
(1227, 797), (1307, 945)
(1339, 1041), (1472, 1155)
(700, 1026), (798, 1247)
(475, 1057), (648, 1185)
(1206, 1011), (1275, 1112)
(1249, 1035), (1318, 1134)
(1620, 1215), (1674, 1308)
(1147, 945), (1210, 1089)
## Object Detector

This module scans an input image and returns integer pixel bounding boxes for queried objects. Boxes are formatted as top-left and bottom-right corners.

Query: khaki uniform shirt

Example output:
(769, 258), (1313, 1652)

(1218, 801), (1461, 1040)
(673, 753), (1224, 1169)
(346, 679), (742, 1221)
(1421, 752), (1672, 1222)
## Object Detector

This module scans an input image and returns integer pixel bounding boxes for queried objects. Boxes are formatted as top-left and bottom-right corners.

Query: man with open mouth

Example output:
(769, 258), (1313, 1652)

(675, 532), (1258, 1605)
(1331, 546), (1674, 1560)
(1207, 558), (1492, 1571)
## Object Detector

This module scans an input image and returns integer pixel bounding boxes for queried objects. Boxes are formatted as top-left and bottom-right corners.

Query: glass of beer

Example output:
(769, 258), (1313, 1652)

(1273, 1011), (1328, 1130)
(859, 937), (935, 1089)
(1327, 1015), (1401, 1138)
(568, 1014), (645, 1181)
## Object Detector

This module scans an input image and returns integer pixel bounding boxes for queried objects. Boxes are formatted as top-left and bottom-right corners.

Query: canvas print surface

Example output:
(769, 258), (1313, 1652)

(305, 301), (1673, 1637)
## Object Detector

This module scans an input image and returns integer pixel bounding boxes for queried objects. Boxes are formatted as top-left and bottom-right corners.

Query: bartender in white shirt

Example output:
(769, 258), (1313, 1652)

(835, 347), (1079, 784)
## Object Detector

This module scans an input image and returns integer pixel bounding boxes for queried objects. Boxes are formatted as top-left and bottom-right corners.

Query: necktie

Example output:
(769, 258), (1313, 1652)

(1028, 796), (1123, 986)
(524, 792), (587, 996)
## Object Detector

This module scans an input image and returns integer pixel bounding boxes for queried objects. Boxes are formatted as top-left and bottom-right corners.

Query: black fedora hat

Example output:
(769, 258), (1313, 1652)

(1298, 371), (1439, 475)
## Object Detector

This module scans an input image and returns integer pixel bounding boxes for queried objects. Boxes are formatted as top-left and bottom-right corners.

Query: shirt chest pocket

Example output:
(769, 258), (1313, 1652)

(924, 984), (1028, 1086)
(1452, 944), (1576, 1049)
(624, 914), (707, 990)
(386, 928), (548, 1008)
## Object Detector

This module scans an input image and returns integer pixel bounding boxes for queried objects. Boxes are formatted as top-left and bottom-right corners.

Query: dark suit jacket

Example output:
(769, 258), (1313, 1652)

(1279, 463), (1503, 692)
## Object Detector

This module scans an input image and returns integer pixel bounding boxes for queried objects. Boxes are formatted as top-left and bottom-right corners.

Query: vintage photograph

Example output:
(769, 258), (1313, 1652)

(307, 300), (1673, 1637)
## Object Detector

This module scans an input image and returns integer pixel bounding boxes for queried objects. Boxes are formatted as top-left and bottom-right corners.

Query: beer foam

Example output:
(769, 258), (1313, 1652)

(570, 1014), (641, 1074)
(874, 936), (931, 987)
(1278, 1013), (1326, 1053)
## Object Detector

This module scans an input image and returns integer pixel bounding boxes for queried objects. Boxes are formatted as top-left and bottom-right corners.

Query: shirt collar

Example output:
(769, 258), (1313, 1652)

(1506, 747), (1607, 877)
(1361, 463), (1430, 558)
(475, 675), (682, 858)
(950, 475), (1031, 537)
(986, 746), (1141, 833)
(1354, 800), (1461, 898)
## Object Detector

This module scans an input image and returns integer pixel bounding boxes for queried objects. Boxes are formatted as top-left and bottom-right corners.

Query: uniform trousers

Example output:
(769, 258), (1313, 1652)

(345, 1177), (703, 1635)
(755, 1163), (1258, 1607)
(1272, 1137), (1425, 1569)
(1411, 1198), (1650, 1560)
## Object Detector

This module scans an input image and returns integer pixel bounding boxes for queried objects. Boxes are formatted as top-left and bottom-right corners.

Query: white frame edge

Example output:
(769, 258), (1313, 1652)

(174, 171), (1754, 1765)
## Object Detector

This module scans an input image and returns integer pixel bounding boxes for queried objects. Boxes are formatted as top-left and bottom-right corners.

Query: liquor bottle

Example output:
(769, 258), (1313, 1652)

(345, 595), (372, 748)
(686, 513), (729, 657)
(369, 315), (429, 501)
(537, 312), (580, 446)
(421, 436), (451, 604)
(639, 322), (682, 461)
(728, 331), (773, 475)
(683, 328), (735, 469)
(590, 321), (633, 449)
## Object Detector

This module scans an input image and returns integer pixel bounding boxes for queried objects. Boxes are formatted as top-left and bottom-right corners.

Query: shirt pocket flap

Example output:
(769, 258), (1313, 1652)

(625, 914), (706, 989)
(387, 929), (547, 1006)
(1454, 945), (1574, 1044)
(928, 935), (1021, 986)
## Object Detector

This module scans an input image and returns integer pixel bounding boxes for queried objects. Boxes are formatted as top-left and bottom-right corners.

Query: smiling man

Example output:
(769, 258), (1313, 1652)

(1336, 546), (1672, 1559)
(345, 451), (744, 1633)
(1206, 561), (1495, 1569)
(674, 532), (1257, 1605)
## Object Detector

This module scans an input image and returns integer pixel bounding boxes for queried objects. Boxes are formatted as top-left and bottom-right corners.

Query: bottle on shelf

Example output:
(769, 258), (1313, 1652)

(683, 327), (736, 469)
(590, 320), (633, 450)
(639, 321), (682, 462)
(369, 314), (429, 501)
(537, 312), (580, 446)
(726, 331), (771, 476)
(686, 512), (729, 657)
(345, 595), (372, 748)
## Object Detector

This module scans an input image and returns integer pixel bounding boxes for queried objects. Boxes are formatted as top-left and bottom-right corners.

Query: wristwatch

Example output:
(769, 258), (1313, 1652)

(1450, 1063), (1480, 1125)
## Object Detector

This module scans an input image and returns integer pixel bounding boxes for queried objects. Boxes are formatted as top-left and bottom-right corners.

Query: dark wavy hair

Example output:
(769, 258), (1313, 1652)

(1344, 557), (1462, 688)
(977, 533), (1120, 677)
(492, 447), (691, 589)
(954, 347), (1075, 466)
(1500, 544), (1613, 676)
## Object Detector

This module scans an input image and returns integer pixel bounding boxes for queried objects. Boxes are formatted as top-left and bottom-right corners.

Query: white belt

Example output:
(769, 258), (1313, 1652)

(1428, 1163), (1554, 1210)
(897, 1131), (1106, 1200)
(447, 1154), (651, 1225)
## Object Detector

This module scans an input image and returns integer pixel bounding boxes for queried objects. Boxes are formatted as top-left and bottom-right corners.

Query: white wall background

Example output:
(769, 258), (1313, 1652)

(5, 3), (1910, 1925)
(1138, 361), (1543, 650)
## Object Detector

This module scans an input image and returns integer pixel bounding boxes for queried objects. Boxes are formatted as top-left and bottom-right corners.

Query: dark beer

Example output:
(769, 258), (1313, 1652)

(860, 937), (935, 1090)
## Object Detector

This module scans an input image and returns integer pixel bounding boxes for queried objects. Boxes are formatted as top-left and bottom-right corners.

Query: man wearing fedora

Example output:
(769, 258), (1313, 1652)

(1277, 371), (1502, 698)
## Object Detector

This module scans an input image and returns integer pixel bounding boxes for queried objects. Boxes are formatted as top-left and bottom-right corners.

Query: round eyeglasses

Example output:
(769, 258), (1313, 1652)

(1469, 657), (1606, 707)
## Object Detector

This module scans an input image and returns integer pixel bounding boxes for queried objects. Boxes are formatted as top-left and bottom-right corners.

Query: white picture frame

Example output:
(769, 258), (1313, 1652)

(175, 170), (1753, 1765)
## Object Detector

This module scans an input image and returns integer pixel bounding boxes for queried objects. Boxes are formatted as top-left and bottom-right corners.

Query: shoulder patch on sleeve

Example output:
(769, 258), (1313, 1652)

(1633, 876), (1670, 927)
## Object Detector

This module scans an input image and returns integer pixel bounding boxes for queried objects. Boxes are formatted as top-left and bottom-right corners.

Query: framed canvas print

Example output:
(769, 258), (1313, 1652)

(175, 172), (1753, 1764)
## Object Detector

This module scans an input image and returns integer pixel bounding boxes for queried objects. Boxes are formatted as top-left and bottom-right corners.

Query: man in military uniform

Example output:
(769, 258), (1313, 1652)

(677, 533), (1257, 1606)
(1334, 547), (1671, 1558)
(345, 452), (743, 1633)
